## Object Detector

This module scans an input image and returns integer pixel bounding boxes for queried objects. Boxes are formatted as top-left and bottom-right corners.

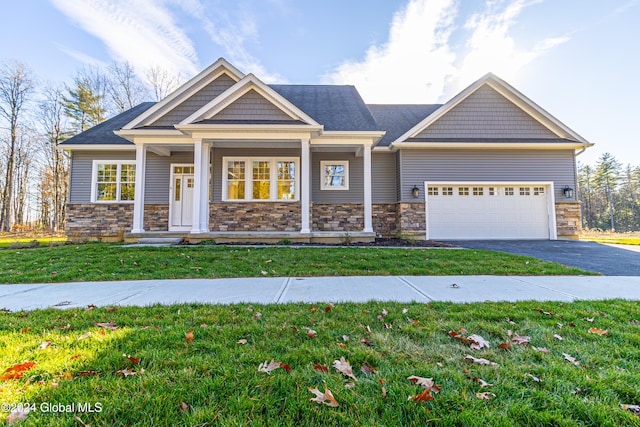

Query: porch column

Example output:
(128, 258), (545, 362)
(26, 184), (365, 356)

(300, 137), (311, 234)
(131, 144), (147, 233)
(363, 142), (373, 233)
(191, 139), (210, 234)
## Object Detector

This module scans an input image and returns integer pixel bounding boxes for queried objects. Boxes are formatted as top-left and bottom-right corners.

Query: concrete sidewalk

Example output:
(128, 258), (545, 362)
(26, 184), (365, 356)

(2, 275), (640, 311)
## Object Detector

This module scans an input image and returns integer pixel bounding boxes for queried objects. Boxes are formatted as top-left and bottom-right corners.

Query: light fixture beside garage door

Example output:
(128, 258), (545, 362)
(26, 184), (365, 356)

(412, 185), (420, 198)
(563, 186), (574, 198)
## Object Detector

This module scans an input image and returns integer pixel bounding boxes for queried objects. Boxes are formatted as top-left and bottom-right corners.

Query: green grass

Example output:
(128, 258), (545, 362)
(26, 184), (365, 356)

(1, 300), (639, 426)
(0, 243), (595, 284)
(580, 237), (640, 246)
(0, 237), (67, 249)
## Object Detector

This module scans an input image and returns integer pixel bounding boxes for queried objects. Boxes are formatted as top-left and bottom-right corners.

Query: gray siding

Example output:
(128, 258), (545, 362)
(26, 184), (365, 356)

(312, 152), (363, 203)
(416, 85), (557, 139)
(145, 152), (194, 203)
(214, 89), (293, 121)
(149, 74), (236, 126)
(398, 149), (577, 202)
(372, 151), (397, 203)
(211, 147), (301, 202)
(68, 151), (136, 203)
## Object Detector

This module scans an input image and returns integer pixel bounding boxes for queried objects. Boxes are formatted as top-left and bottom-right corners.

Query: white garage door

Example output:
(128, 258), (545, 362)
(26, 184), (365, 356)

(426, 183), (554, 240)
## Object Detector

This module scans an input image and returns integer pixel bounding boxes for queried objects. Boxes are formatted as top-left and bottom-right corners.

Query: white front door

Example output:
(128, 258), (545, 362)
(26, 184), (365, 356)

(170, 165), (195, 231)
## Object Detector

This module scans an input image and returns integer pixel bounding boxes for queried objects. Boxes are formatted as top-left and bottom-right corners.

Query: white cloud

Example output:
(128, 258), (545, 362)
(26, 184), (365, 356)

(326, 0), (570, 103)
(324, 0), (458, 103)
(56, 45), (109, 69)
(50, 0), (200, 79)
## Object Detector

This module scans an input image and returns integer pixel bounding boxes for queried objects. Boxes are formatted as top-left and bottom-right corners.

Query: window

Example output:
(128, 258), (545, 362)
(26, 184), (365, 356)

(427, 186), (438, 196)
(533, 187), (545, 196)
(320, 161), (349, 190)
(442, 187), (453, 196)
(92, 161), (135, 202)
(222, 157), (299, 201)
(520, 187), (531, 196)
(505, 187), (514, 196)
(488, 187), (496, 196)
(473, 187), (484, 196)
(458, 187), (470, 196)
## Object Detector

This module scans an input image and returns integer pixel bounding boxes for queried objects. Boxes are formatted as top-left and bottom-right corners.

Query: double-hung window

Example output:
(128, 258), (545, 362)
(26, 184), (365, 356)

(320, 160), (349, 190)
(223, 157), (299, 201)
(92, 161), (136, 202)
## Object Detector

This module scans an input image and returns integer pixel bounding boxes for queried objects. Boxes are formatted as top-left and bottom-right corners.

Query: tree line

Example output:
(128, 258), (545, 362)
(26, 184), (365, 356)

(0, 59), (183, 232)
(578, 153), (640, 232)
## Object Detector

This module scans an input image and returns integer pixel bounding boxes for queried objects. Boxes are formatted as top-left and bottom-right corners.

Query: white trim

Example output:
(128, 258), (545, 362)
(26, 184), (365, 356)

(90, 160), (137, 204)
(320, 160), (349, 191)
(131, 145), (147, 233)
(62, 144), (136, 151)
(392, 73), (592, 146)
(391, 142), (592, 151)
(180, 74), (320, 126)
(300, 138), (311, 234)
(423, 181), (557, 240)
(169, 163), (195, 232)
(362, 144), (373, 233)
(221, 156), (300, 202)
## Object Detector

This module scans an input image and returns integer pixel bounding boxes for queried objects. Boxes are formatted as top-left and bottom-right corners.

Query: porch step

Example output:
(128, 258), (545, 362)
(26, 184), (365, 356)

(136, 238), (184, 245)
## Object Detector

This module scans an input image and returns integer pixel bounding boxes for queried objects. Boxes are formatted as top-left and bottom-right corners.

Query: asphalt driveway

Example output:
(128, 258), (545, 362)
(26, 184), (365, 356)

(446, 240), (640, 276)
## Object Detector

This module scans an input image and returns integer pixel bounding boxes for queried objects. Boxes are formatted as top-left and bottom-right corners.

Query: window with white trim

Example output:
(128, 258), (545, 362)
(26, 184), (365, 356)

(458, 187), (470, 196)
(520, 187), (531, 196)
(505, 187), (514, 196)
(320, 161), (349, 190)
(92, 161), (136, 202)
(442, 187), (453, 196)
(473, 187), (484, 196)
(223, 157), (299, 201)
(533, 187), (545, 196)
(427, 186), (438, 196)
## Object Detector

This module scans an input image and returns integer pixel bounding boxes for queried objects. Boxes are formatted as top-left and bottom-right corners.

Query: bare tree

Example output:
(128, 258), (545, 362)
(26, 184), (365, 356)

(107, 61), (148, 113)
(0, 60), (34, 231)
(145, 65), (183, 101)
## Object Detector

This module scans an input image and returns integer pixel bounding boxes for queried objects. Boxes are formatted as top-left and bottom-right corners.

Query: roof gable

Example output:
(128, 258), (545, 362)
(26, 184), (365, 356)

(122, 58), (244, 129)
(393, 73), (590, 145)
(180, 74), (320, 126)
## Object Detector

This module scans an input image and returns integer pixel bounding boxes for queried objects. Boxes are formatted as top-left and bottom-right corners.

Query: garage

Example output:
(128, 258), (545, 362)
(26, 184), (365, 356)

(425, 182), (557, 240)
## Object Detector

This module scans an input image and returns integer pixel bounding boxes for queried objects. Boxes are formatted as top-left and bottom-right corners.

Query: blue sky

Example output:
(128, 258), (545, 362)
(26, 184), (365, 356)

(1, 0), (638, 165)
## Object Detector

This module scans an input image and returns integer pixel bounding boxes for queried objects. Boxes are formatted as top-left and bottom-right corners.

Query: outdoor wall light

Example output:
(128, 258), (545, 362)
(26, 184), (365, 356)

(411, 185), (420, 198)
(563, 186), (574, 198)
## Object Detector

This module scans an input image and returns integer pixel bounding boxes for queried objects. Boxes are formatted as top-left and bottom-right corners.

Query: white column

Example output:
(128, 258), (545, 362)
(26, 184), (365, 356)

(363, 142), (373, 233)
(300, 137), (311, 234)
(131, 144), (146, 233)
(191, 139), (210, 234)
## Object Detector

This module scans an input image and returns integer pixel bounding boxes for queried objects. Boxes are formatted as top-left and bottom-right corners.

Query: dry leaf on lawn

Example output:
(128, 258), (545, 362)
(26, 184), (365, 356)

(379, 378), (387, 397)
(307, 330), (317, 338)
(498, 341), (512, 350)
(0, 362), (37, 380)
(123, 353), (140, 365)
(185, 330), (194, 343)
(468, 334), (491, 350)
(553, 334), (563, 341)
(621, 404), (640, 416)
(511, 333), (531, 346)
(361, 365), (378, 375)
(6, 407), (30, 425)
(309, 386), (339, 407)
(333, 357), (357, 381)
(526, 373), (542, 382)
(258, 360), (283, 374)
(116, 368), (144, 377)
(476, 392), (496, 400)
(237, 339), (248, 345)
(180, 401), (191, 413)
(532, 346), (550, 354)
(408, 389), (435, 401)
(94, 321), (119, 330)
(563, 353), (581, 367)
(38, 340), (53, 350)
(588, 327), (610, 336)
(464, 355), (498, 366)
(313, 364), (329, 373)
(472, 377), (494, 388)
(77, 332), (91, 340)
(408, 376), (441, 393)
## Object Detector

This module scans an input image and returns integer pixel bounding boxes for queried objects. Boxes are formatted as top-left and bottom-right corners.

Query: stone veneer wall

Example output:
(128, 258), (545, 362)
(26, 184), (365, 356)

(312, 203), (364, 231)
(373, 203), (398, 237)
(555, 201), (582, 239)
(210, 202), (300, 231)
(144, 204), (169, 232)
(66, 203), (133, 238)
(397, 202), (426, 237)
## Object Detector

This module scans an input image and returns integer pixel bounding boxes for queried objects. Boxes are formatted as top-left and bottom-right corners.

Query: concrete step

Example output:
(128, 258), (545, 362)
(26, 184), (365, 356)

(136, 238), (184, 245)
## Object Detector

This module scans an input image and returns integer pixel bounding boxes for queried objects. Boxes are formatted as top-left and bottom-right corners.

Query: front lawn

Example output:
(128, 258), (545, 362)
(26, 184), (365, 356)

(1, 300), (638, 426)
(0, 244), (595, 284)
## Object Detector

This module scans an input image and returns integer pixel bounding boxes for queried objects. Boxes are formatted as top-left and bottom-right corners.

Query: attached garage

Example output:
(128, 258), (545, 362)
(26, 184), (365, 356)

(425, 182), (557, 240)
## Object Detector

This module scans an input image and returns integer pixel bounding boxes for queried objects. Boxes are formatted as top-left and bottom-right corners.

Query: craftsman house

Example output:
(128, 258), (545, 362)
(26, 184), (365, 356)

(61, 58), (591, 242)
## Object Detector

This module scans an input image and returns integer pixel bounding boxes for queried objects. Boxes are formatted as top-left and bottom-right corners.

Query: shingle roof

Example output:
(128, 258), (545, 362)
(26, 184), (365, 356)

(270, 85), (380, 131)
(366, 104), (441, 147)
(60, 102), (156, 145)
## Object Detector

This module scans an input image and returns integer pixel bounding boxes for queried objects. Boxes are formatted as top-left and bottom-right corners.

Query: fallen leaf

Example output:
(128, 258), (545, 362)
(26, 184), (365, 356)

(556, 323), (563, 329)
(408, 376), (441, 393)
(383, 323), (393, 330)
(621, 404), (640, 416)
(260, 271), (268, 276)
(76, 370), (101, 377)
(511, 333), (531, 346)
(53, 300), (71, 307)
(361, 365), (378, 375)
(38, 340), (53, 350)
(342, 335), (349, 342)
(402, 308), (409, 314)
(476, 392), (496, 400)
(336, 343), (347, 350)
(123, 353), (140, 365)
(436, 362), (444, 367)
(237, 339), (248, 345)
(498, 341), (512, 350)
(525, 373), (542, 383)
(360, 338), (373, 346)
(553, 334), (563, 341)
(333, 357), (357, 381)
(70, 355), (82, 360)
(584, 317), (595, 322)
(464, 355), (498, 366)
(86, 304), (97, 310)
(264, 259), (273, 264)
(74, 416), (89, 427)
(472, 377), (494, 388)
(77, 332), (91, 340)
(20, 328), (30, 333)
(533, 308), (554, 316)
(116, 368), (143, 377)
(6, 407), (30, 425)
(506, 318), (516, 324)
(280, 363), (292, 373)
(407, 318), (420, 325)
(448, 330), (474, 345)
(563, 353), (581, 367)
(588, 327), (610, 336)
(344, 382), (356, 389)
(324, 303), (334, 312)
(379, 378), (387, 397)
(180, 401), (191, 413)
(531, 346), (551, 354)
(105, 306), (118, 312)
(94, 321), (119, 330)
(309, 386), (339, 407)
(305, 329), (317, 339)
(450, 283), (459, 288)
(313, 364), (329, 373)
(258, 360), (283, 374)
(0, 362), (37, 380)
(408, 389), (435, 401)
(185, 330), (194, 343)
(310, 306), (318, 313)
(468, 334), (491, 350)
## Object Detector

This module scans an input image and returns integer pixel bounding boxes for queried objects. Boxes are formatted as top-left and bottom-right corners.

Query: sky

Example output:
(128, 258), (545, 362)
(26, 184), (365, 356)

(1, 0), (639, 166)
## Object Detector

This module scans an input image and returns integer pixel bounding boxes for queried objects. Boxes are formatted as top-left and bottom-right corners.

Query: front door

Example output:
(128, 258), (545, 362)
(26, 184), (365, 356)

(170, 165), (195, 231)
